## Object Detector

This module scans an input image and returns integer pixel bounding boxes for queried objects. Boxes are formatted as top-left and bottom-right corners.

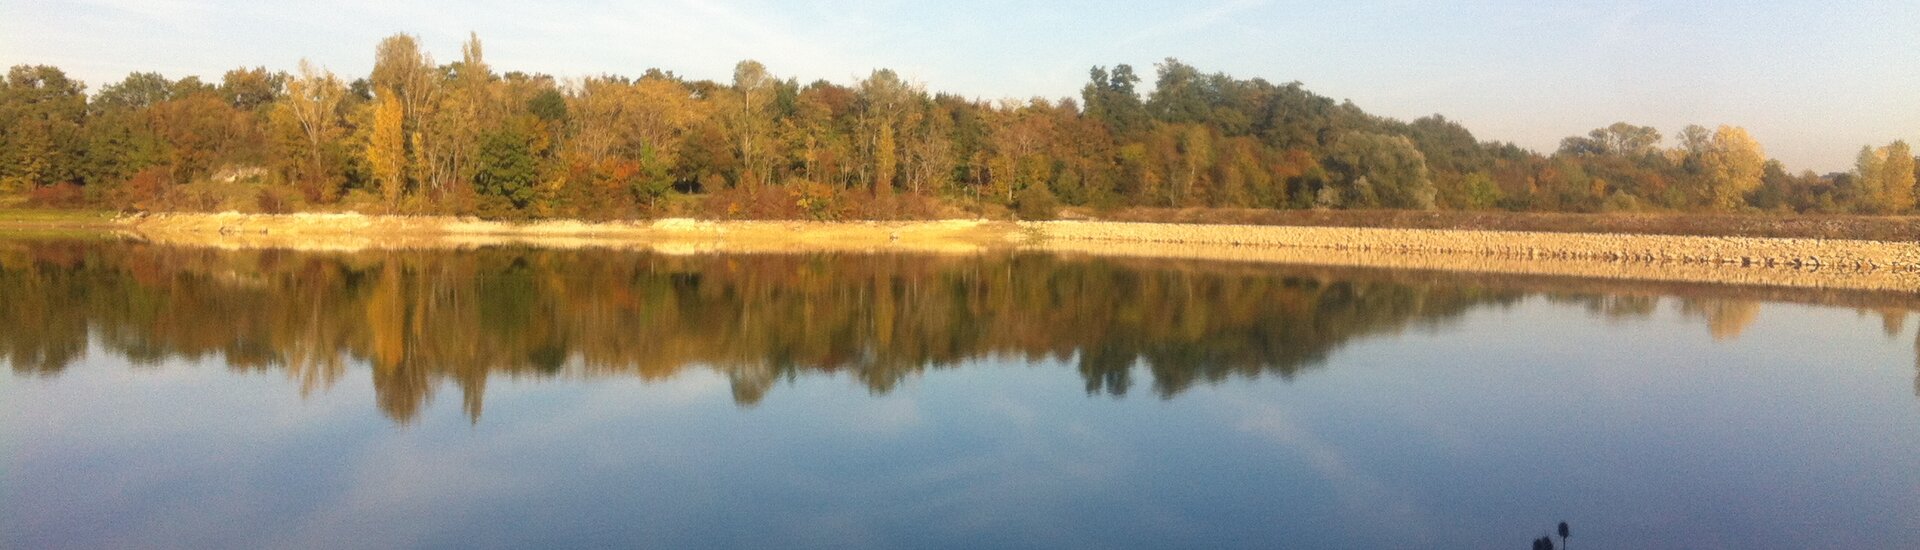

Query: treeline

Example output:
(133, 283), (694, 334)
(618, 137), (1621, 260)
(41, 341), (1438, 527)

(1, 33), (1916, 219)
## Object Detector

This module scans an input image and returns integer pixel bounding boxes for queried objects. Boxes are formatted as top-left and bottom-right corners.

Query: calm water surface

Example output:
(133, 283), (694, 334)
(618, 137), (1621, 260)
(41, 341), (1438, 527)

(3, 239), (1917, 548)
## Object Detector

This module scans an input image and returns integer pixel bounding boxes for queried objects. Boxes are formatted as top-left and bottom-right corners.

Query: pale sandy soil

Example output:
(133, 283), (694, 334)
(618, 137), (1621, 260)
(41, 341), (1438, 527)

(121, 212), (1019, 254)
(115, 212), (1920, 292)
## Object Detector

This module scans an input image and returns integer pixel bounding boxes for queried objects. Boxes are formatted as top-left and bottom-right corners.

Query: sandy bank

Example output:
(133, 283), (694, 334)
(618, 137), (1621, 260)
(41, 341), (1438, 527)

(114, 213), (1920, 292)
(121, 212), (1019, 254)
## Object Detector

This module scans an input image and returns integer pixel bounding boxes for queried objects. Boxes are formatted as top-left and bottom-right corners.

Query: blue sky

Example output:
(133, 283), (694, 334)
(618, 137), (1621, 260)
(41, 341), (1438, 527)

(2, 0), (1915, 172)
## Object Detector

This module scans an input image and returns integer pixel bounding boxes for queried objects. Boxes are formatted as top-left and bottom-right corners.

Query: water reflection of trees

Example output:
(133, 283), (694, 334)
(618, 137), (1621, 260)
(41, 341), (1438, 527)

(0, 240), (1912, 423)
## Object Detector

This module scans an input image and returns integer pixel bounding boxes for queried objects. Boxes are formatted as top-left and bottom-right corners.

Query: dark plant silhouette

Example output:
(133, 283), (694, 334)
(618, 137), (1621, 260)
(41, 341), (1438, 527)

(1558, 521), (1570, 549)
(1532, 535), (1554, 550)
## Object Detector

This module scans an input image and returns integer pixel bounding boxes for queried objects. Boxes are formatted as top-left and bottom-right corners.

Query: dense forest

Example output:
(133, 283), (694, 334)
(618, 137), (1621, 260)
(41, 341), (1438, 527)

(1, 33), (1916, 220)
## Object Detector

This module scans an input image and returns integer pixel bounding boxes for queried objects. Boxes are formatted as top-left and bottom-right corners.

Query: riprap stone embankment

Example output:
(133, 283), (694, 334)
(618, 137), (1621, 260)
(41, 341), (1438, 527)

(1024, 221), (1920, 271)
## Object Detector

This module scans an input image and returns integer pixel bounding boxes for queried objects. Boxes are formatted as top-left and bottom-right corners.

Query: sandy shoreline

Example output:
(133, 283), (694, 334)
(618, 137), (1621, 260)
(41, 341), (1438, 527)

(117, 212), (1023, 254)
(100, 212), (1920, 292)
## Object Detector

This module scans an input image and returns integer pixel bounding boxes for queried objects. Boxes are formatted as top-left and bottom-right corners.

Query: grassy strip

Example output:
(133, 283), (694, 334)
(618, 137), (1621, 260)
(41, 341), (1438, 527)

(0, 208), (121, 226)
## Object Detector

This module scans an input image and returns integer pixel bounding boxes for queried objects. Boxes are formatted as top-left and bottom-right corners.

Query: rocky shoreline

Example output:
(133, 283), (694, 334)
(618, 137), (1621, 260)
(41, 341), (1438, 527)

(1027, 221), (1920, 272)
(101, 212), (1920, 293)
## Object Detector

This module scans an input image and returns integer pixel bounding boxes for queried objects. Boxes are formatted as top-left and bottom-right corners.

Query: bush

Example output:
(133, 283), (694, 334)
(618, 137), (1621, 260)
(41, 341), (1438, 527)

(698, 182), (817, 219)
(1014, 185), (1059, 220)
(1600, 190), (1644, 213)
(124, 167), (171, 211)
(255, 186), (295, 214)
(26, 183), (86, 208)
(789, 179), (842, 220)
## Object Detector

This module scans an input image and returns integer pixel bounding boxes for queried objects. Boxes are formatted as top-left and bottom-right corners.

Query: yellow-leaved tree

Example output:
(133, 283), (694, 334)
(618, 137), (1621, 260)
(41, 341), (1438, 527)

(368, 93), (407, 210)
(1703, 125), (1765, 211)
(1883, 141), (1915, 213)
(1852, 140), (1915, 213)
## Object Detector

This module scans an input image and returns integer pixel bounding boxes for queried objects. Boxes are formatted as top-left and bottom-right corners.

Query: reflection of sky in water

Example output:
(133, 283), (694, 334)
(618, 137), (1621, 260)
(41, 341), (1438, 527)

(5, 298), (1920, 548)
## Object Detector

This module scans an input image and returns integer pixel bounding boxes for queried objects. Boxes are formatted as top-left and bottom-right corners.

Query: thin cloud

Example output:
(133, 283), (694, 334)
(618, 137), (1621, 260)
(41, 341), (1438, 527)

(1122, 0), (1268, 45)
(1236, 401), (1435, 542)
(72, 0), (213, 25)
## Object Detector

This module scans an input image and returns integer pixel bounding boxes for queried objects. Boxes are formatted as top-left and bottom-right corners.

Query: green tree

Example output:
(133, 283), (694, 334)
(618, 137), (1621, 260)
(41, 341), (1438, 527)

(474, 125), (537, 209)
(1461, 172), (1503, 209)
(92, 72), (174, 113)
(1147, 58), (1208, 125)
(1560, 122), (1662, 157)
(0, 65), (88, 192)
(1082, 65), (1149, 137)
(1330, 132), (1436, 209)
(528, 89), (567, 122)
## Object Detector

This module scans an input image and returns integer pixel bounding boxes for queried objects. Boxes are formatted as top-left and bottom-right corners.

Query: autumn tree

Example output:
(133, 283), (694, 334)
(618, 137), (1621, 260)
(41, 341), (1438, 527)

(371, 34), (434, 122)
(219, 67), (285, 112)
(1853, 140), (1919, 213)
(1700, 126), (1765, 211)
(983, 99), (1061, 205)
(857, 69), (919, 196)
(2, 35), (1892, 217)
(421, 31), (497, 205)
(147, 89), (261, 185)
(0, 66), (88, 193)
(730, 60), (773, 189)
(903, 99), (957, 194)
(282, 60), (345, 197)
(1886, 141), (1917, 212)
(370, 33), (440, 198)
(367, 93), (406, 209)
(1175, 124), (1213, 205)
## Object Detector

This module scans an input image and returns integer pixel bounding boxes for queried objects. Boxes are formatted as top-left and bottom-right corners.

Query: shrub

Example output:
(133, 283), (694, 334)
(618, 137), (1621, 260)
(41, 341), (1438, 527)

(125, 167), (171, 211)
(255, 186), (294, 214)
(26, 183), (86, 208)
(1600, 190), (1644, 213)
(789, 179), (842, 220)
(1014, 185), (1059, 220)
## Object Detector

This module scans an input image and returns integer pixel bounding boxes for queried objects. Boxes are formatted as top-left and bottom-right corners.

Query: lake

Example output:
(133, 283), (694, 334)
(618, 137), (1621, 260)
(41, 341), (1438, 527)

(3, 238), (1916, 548)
